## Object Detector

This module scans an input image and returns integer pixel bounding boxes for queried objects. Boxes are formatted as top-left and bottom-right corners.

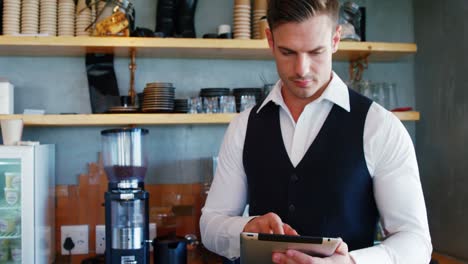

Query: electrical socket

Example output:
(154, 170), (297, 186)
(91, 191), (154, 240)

(95, 225), (106, 255)
(61, 225), (89, 255)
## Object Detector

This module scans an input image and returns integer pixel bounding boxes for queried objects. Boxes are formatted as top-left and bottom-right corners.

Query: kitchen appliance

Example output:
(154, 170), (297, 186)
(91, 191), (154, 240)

(101, 128), (150, 264)
(0, 144), (55, 263)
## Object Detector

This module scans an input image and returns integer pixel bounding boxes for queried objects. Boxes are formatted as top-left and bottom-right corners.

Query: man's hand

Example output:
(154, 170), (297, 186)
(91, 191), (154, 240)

(243, 212), (298, 235)
(271, 240), (355, 264)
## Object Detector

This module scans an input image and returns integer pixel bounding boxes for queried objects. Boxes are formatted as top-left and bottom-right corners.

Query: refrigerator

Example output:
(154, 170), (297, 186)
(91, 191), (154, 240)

(0, 145), (55, 263)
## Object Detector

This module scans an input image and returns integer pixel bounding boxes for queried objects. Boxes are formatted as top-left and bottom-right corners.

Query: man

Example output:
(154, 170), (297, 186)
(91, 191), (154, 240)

(200, 0), (432, 263)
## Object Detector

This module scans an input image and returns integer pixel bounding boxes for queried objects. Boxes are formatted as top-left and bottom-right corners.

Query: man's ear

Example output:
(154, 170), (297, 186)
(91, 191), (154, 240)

(266, 28), (274, 52)
(332, 25), (342, 53)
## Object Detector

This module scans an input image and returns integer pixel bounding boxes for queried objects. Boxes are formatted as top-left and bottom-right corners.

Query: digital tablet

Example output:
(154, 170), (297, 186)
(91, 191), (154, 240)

(240, 232), (341, 264)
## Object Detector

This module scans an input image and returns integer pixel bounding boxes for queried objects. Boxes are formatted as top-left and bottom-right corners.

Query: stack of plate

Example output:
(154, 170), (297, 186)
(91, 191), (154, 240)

(2, 0), (21, 35)
(21, 0), (39, 34)
(233, 0), (251, 39)
(174, 99), (189, 113)
(199, 88), (230, 97)
(252, 0), (267, 39)
(75, 0), (92, 36)
(58, 0), (75, 36)
(142, 82), (175, 113)
(108, 105), (139, 113)
(233, 88), (264, 111)
(40, 0), (57, 35)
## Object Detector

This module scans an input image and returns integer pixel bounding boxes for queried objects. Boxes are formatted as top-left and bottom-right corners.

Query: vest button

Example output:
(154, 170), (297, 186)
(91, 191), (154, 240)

(288, 204), (295, 213)
(290, 173), (298, 183)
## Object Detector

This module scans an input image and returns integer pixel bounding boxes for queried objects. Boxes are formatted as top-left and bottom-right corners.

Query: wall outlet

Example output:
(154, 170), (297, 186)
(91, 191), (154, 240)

(61, 225), (89, 255)
(95, 225), (106, 255)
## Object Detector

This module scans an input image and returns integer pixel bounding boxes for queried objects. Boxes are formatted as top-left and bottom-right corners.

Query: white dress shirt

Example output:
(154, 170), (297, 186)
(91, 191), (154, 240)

(200, 72), (432, 264)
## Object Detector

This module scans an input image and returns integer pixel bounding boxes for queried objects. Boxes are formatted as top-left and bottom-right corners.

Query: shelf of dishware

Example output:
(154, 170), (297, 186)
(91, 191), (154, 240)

(0, 36), (417, 61)
(0, 112), (420, 126)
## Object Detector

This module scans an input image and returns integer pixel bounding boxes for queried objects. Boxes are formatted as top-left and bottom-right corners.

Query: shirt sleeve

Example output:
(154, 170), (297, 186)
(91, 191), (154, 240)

(199, 109), (255, 259)
(352, 104), (432, 264)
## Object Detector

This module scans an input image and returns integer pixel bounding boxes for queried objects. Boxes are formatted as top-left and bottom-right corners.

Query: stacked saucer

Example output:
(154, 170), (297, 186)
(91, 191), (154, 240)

(174, 99), (189, 113)
(21, 0), (39, 34)
(58, 0), (75, 36)
(233, 0), (251, 39)
(252, 0), (267, 39)
(75, 0), (92, 37)
(39, 0), (57, 35)
(199, 88), (230, 98)
(142, 82), (175, 113)
(2, 0), (21, 35)
(108, 105), (139, 113)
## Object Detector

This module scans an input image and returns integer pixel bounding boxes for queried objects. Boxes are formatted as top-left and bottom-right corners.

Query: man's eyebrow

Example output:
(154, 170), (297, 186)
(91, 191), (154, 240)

(277, 45), (326, 53)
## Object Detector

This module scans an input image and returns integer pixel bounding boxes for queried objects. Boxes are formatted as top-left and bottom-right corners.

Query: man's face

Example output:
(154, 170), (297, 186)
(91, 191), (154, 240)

(266, 14), (341, 101)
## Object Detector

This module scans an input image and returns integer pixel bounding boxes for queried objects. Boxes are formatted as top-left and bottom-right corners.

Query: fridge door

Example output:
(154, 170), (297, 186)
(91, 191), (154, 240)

(0, 145), (55, 264)
(0, 146), (31, 263)
(34, 145), (55, 264)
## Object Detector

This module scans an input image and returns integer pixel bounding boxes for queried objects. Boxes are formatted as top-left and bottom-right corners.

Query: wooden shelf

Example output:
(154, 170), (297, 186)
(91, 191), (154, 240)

(0, 36), (416, 61)
(0, 112), (419, 126)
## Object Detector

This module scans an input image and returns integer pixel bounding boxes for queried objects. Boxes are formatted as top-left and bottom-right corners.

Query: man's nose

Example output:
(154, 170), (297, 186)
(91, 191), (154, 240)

(294, 54), (310, 78)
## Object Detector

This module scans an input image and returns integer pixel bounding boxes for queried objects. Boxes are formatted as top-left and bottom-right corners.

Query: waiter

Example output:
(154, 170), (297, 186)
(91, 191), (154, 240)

(200, 0), (432, 263)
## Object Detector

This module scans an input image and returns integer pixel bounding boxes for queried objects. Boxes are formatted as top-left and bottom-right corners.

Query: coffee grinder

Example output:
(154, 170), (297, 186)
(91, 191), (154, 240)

(101, 128), (150, 264)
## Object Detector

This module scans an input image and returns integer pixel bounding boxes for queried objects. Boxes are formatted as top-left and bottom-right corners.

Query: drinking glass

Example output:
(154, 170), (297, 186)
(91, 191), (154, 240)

(384, 82), (398, 111)
(203, 97), (219, 113)
(240, 95), (256, 112)
(219, 96), (236, 113)
(188, 97), (202, 114)
(371, 82), (386, 107)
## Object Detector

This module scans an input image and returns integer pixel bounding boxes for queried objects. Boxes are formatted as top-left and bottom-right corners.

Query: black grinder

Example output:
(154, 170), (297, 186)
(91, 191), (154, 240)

(101, 128), (151, 264)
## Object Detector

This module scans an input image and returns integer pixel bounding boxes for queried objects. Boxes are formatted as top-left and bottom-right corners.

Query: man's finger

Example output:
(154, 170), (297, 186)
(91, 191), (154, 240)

(285, 249), (316, 264)
(272, 252), (284, 264)
(335, 240), (348, 255)
(283, 223), (299, 236)
(267, 213), (285, 234)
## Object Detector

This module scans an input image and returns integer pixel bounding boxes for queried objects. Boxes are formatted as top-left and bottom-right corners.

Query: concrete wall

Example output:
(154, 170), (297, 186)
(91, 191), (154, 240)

(414, 0), (468, 260)
(0, 0), (416, 185)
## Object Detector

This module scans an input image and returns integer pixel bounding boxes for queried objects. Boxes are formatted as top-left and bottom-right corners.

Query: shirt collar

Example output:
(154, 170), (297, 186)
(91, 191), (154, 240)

(257, 71), (350, 114)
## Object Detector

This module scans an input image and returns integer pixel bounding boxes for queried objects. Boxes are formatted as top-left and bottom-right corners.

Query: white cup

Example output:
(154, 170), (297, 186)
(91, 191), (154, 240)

(218, 24), (231, 35)
(1, 119), (23, 145)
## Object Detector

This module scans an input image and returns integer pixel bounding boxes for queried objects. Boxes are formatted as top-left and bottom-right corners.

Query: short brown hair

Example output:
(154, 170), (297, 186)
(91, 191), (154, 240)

(267, 0), (340, 30)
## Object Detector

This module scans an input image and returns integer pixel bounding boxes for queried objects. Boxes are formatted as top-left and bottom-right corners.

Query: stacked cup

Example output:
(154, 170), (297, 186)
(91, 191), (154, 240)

(2, 0), (21, 35)
(40, 0), (58, 36)
(58, 0), (75, 36)
(75, 0), (92, 36)
(21, 0), (40, 34)
(252, 0), (267, 39)
(233, 0), (251, 39)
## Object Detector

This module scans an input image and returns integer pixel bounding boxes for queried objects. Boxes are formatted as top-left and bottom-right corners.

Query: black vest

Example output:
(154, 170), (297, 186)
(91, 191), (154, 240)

(243, 89), (378, 251)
